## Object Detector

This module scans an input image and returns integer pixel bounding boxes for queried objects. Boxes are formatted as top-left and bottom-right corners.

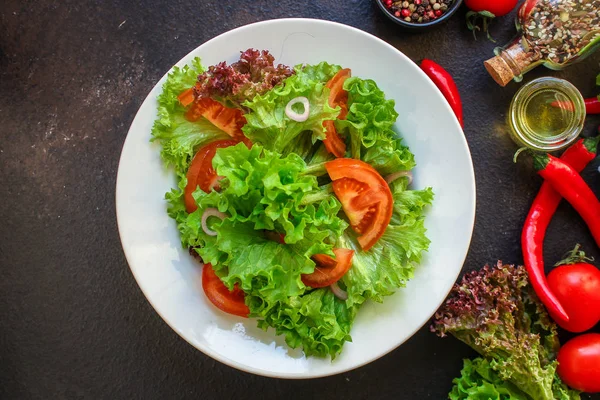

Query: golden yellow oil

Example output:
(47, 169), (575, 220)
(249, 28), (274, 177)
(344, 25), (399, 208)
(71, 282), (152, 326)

(522, 90), (573, 138)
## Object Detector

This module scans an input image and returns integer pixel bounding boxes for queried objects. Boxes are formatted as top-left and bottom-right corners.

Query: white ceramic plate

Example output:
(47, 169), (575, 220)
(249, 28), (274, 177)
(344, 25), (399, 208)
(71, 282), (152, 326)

(116, 18), (475, 379)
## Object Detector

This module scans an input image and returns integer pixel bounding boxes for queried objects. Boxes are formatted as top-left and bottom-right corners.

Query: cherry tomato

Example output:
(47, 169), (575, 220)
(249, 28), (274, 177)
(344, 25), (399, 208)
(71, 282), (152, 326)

(322, 69), (351, 157)
(184, 139), (239, 213)
(464, 0), (518, 16)
(185, 97), (247, 139)
(326, 158), (393, 251)
(202, 263), (250, 318)
(547, 263), (600, 332)
(557, 333), (600, 393)
(301, 248), (355, 288)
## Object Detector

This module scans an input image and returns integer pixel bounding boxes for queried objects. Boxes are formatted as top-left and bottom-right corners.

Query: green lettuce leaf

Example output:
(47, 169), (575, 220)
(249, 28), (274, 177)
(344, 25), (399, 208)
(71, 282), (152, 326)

(433, 263), (580, 400)
(337, 76), (416, 175)
(450, 358), (530, 400)
(242, 62), (341, 158)
(250, 287), (356, 359)
(340, 182), (433, 308)
(198, 143), (348, 245)
(450, 358), (579, 400)
(151, 57), (230, 176)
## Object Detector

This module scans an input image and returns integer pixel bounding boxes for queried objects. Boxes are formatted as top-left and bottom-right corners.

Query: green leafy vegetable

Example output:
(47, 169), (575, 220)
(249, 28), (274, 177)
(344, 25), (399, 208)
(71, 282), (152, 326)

(151, 57), (230, 176)
(337, 77), (415, 175)
(242, 62), (341, 158)
(250, 287), (356, 359)
(450, 358), (530, 400)
(153, 57), (434, 359)
(432, 263), (580, 400)
(340, 181), (433, 308)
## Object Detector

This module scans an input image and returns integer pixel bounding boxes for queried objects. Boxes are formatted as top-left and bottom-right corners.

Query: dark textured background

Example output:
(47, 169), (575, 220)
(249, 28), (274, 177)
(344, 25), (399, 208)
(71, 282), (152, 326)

(1, 0), (599, 399)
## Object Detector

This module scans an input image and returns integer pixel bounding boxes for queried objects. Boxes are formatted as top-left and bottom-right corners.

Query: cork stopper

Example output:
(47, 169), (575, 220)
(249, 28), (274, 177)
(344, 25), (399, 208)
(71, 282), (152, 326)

(484, 55), (515, 87)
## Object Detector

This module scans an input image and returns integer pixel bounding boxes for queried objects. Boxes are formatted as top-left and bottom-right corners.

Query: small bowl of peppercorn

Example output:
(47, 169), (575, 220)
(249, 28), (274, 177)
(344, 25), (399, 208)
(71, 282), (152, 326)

(376, 0), (463, 30)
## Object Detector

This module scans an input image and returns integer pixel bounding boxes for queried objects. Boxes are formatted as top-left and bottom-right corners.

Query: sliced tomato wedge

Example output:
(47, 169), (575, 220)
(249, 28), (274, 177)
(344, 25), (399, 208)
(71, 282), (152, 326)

(202, 263), (249, 318)
(322, 69), (351, 157)
(302, 248), (355, 288)
(326, 158), (393, 251)
(177, 88), (195, 107)
(323, 120), (347, 158)
(184, 139), (239, 213)
(185, 97), (246, 139)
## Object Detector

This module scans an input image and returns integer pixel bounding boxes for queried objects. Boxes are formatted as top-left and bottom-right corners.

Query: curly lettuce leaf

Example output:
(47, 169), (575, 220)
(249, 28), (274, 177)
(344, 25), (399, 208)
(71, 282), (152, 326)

(433, 263), (579, 400)
(200, 143), (347, 245)
(195, 49), (294, 109)
(250, 287), (356, 359)
(242, 62), (341, 158)
(450, 358), (530, 400)
(337, 76), (415, 175)
(151, 57), (230, 176)
(339, 182), (433, 308)
(450, 358), (579, 400)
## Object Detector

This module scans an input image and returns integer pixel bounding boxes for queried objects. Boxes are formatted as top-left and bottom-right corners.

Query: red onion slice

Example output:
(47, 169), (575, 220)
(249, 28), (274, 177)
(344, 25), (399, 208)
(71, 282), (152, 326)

(385, 170), (413, 186)
(285, 97), (310, 122)
(201, 207), (228, 236)
(330, 282), (348, 301)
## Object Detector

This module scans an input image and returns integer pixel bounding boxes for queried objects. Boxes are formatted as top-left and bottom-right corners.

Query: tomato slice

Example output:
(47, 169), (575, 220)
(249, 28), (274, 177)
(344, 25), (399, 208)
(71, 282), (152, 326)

(202, 263), (249, 318)
(302, 248), (355, 288)
(185, 97), (246, 139)
(177, 88), (195, 107)
(184, 139), (239, 213)
(323, 120), (347, 158)
(326, 158), (393, 251)
(322, 69), (351, 157)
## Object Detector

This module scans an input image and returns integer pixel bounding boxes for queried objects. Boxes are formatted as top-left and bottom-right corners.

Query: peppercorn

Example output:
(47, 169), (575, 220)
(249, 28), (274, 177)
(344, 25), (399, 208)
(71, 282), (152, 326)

(382, 0), (455, 23)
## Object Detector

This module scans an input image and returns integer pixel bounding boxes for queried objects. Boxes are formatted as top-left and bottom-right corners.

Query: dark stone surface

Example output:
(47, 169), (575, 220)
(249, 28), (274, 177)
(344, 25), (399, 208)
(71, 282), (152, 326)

(1, 0), (599, 398)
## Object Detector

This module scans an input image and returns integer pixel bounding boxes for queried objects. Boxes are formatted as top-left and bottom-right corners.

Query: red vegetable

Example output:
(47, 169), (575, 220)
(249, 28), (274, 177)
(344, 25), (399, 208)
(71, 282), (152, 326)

(301, 248), (354, 288)
(465, 0), (518, 16)
(532, 152), (600, 248)
(326, 158), (393, 251)
(522, 136), (599, 322)
(464, 0), (518, 41)
(322, 68), (351, 158)
(202, 263), (250, 318)
(185, 97), (247, 140)
(550, 97), (600, 114)
(184, 139), (240, 213)
(557, 333), (600, 393)
(177, 88), (195, 107)
(547, 245), (600, 332)
(420, 60), (464, 128)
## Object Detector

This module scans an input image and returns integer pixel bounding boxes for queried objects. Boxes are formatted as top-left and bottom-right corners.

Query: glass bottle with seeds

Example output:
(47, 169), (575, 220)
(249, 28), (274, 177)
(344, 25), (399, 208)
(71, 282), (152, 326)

(485, 0), (600, 86)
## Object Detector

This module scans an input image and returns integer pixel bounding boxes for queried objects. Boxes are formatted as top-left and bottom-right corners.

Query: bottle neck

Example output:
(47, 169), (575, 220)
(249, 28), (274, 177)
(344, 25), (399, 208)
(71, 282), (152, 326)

(497, 39), (535, 80)
(484, 38), (537, 86)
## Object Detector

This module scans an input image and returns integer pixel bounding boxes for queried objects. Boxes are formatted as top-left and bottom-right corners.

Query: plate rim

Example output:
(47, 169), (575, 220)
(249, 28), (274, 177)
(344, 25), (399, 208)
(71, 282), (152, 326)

(115, 17), (476, 379)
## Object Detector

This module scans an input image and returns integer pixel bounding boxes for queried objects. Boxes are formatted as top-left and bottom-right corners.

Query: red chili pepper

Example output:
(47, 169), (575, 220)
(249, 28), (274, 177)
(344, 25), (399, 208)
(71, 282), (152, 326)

(533, 151), (600, 249)
(420, 59), (464, 128)
(550, 97), (600, 114)
(586, 97), (600, 114)
(522, 136), (599, 322)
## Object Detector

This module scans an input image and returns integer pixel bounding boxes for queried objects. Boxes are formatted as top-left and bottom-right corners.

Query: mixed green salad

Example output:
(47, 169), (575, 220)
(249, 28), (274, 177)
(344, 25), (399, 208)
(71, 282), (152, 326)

(151, 49), (433, 358)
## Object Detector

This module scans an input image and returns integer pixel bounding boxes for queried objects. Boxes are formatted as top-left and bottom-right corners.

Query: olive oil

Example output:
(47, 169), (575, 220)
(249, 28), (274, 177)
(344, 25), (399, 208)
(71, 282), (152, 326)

(524, 90), (574, 138)
(508, 77), (585, 152)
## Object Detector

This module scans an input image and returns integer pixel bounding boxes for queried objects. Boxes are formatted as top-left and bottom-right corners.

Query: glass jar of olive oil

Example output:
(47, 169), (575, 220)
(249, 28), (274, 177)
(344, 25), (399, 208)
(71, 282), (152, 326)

(508, 77), (585, 151)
